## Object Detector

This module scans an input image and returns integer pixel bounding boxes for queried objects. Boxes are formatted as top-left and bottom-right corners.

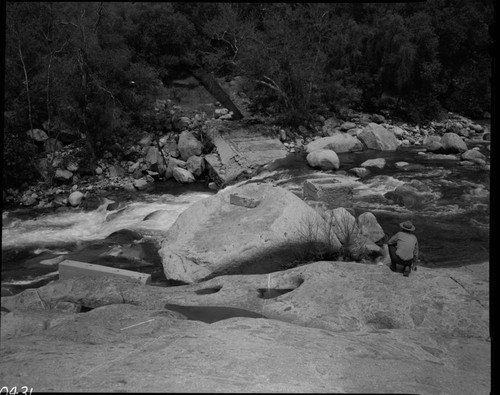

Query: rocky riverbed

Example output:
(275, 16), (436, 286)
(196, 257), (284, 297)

(1, 98), (490, 392)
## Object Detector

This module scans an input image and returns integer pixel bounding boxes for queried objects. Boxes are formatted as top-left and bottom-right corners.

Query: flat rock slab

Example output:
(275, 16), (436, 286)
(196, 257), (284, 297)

(3, 261), (489, 338)
(204, 120), (288, 185)
(0, 261), (489, 393)
(0, 308), (489, 393)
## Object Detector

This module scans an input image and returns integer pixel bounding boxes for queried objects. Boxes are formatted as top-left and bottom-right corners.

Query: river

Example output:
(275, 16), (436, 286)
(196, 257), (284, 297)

(1, 145), (489, 296)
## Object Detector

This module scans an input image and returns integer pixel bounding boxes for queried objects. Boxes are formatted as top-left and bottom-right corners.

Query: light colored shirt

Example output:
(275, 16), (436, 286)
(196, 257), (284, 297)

(387, 231), (419, 261)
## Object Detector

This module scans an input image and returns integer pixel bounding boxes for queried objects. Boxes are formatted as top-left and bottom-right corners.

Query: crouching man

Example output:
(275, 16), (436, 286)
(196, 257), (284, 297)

(387, 221), (419, 277)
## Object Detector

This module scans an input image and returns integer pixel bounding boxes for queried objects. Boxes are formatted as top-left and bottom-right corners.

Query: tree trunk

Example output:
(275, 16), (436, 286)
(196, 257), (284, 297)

(189, 67), (243, 120)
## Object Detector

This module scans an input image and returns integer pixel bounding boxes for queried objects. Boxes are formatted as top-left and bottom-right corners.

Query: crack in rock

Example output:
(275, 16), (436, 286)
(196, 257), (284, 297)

(449, 275), (487, 309)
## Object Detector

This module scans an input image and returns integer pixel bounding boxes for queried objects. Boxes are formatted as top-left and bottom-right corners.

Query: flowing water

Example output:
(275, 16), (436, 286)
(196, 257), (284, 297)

(2, 182), (215, 295)
(1, 145), (489, 296)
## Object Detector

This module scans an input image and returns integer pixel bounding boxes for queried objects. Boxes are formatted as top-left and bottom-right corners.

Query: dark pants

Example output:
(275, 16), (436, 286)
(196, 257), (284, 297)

(388, 245), (414, 270)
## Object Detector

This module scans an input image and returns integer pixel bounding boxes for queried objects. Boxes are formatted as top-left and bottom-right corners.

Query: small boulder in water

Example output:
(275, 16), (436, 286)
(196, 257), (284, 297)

(441, 132), (467, 153)
(350, 167), (371, 178)
(360, 158), (386, 169)
(68, 191), (84, 207)
(106, 229), (143, 244)
(173, 167), (195, 184)
(133, 178), (149, 190)
(80, 194), (108, 211)
(39, 256), (65, 266)
(306, 149), (340, 170)
(461, 149), (486, 164)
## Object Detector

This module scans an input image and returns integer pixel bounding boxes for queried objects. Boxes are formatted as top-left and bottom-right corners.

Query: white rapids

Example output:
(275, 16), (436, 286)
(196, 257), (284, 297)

(2, 192), (213, 250)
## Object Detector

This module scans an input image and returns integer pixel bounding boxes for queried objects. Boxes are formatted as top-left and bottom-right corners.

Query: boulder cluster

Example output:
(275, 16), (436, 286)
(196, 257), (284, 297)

(5, 102), (220, 208)
(6, 105), (489, 210)
(295, 111), (489, 172)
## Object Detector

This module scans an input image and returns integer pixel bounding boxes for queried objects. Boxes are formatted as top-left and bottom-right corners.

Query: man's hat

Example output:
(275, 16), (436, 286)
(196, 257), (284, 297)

(400, 221), (415, 232)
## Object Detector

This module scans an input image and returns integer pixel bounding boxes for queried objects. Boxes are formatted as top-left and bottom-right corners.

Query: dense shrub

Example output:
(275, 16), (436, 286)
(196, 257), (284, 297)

(3, 132), (38, 187)
(4, 1), (493, 189)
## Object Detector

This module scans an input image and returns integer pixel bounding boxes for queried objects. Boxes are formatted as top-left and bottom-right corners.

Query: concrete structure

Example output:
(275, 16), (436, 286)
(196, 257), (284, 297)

(58, 260), (151, 285)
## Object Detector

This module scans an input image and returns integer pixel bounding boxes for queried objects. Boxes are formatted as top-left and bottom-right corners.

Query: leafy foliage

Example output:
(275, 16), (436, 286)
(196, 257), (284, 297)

(4, 1), (493, 189)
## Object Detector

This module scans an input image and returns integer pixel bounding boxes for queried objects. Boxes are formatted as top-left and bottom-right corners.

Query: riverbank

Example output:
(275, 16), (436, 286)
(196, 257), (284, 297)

(2, 109), (490, 296)
(0, 260), (489, 393)
(1, 109), (490, 393)
(3, 109), (490, 210)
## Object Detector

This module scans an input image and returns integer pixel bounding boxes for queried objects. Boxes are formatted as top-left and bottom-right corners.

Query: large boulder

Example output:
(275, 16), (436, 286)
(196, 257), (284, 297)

(446, 121), (466, 136)
(177, 130), (203, 161)
(165, 157), (186, 179)
(305, 133), (363, 154)
(390, 126), (405, 138)
(358, 123), (399, 151)
(328, 207), (359, 245)
(357, 212), (385, 243)
(441, 132), (468, 153)
(172, 167), (195, 184)
(306, 149), (340, 170)
(186, 155), (205, 177)
(158, 183), (340, 283)
(145, 146), (160, 165)
(323, 208), (380, 259)
(423, 135), (444, 152)
(133, 178), (149, 190)
(461, 149), (486, 164)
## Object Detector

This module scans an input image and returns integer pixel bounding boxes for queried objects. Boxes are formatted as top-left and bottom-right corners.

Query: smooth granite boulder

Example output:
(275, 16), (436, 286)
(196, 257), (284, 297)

(305, 133), (363, 154)
(157, 183), (340, 283)
(358, 123), (399, 151)
(306, 149), (340, 170)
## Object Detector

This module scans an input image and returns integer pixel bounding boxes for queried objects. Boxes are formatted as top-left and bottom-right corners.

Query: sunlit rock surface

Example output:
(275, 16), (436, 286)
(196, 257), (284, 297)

(0, 261), (489, 393)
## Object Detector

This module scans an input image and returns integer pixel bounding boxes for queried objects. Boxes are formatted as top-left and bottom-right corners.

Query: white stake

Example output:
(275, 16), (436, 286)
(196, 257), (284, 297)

(120, 319), (155, 331)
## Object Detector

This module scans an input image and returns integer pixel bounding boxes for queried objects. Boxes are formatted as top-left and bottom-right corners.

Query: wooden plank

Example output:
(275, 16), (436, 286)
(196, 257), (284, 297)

(58, 260), (152, 285)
